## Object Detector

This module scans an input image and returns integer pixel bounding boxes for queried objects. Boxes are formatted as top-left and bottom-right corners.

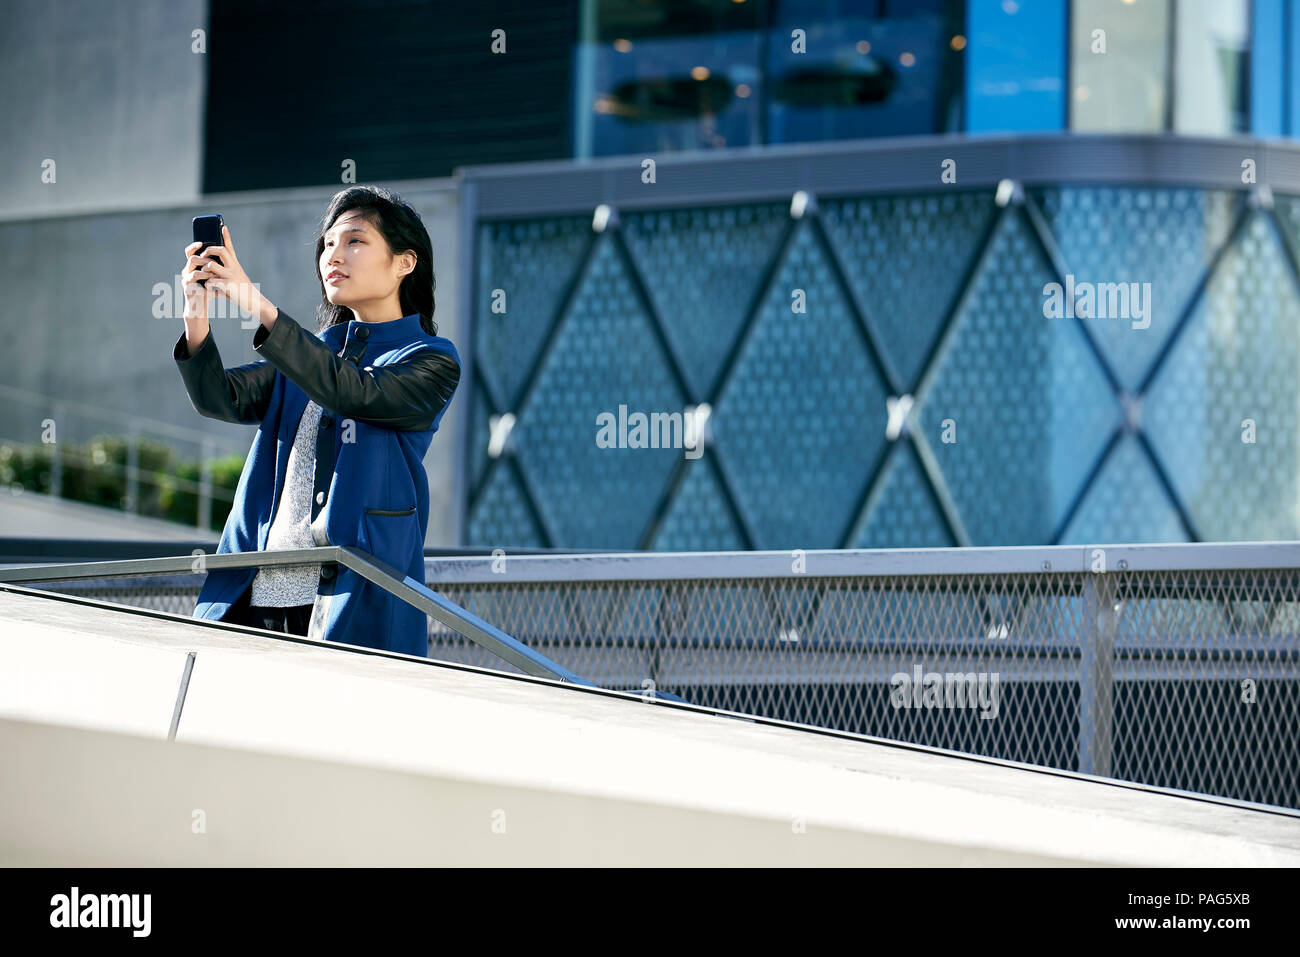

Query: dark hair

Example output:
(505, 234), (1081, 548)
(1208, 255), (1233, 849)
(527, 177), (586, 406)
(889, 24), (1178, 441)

(313, 185), (437, 336)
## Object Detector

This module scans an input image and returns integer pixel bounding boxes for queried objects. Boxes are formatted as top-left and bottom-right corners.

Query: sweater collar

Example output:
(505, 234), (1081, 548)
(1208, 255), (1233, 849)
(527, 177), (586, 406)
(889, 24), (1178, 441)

(345, 312), (425, 344)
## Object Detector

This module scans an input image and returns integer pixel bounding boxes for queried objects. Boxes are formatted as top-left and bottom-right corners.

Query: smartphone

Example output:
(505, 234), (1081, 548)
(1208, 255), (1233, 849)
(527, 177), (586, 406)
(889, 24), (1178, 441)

(192, 214), (224, 286)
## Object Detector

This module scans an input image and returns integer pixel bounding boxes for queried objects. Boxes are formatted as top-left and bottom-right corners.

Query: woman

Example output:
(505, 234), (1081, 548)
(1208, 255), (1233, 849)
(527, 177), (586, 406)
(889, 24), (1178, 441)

(173, 186), (461, 657)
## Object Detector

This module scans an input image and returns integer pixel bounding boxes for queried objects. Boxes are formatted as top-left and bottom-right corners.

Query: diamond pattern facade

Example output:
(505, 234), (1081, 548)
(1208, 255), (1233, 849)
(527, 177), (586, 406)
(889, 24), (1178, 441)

(468, 184), (1300, 551)
(711, 221), (888, 549)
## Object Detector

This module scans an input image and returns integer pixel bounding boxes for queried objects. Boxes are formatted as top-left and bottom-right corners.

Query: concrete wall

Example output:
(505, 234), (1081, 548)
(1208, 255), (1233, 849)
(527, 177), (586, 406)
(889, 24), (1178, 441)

(0, 0), (207, 219)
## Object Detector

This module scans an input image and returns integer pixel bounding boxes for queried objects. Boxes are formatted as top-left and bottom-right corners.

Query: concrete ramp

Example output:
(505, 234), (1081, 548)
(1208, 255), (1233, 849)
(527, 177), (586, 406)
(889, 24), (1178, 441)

(1, 585), (1298, 866)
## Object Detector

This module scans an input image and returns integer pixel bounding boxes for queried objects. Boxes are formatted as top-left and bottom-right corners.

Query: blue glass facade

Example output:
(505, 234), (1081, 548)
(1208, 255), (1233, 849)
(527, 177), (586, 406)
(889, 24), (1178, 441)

(577, 0), (1300, 147)
(466, 174), (1300, 550)
(577, 0), (967, 156)
(466, 0), (1300, 551)
(965, 0), (1065, 132)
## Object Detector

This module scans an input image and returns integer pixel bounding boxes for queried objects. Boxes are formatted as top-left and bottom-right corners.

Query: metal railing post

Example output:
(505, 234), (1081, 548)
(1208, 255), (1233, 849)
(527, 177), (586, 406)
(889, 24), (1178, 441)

(125, 420), (141, 515)
(48, 401), (63, 498)
(1079, 572), (1116, 778)
(198, 437), (214, 531)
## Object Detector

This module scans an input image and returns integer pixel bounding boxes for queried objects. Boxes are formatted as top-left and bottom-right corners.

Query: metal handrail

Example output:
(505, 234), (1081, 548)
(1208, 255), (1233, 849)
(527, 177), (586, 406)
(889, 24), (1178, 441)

(420, 540), (1300, 581)
(0, 545), (592, 686)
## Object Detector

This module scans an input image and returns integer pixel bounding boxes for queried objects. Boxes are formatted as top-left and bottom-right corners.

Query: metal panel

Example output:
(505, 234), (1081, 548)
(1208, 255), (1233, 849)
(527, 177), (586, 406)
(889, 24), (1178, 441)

(463, 140), (1300, 555)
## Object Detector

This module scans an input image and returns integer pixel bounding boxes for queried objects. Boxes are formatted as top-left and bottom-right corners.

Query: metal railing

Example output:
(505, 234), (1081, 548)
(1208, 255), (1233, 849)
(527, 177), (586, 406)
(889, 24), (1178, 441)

(6, 540), (1298, 810)
(0, 545), (590, 686)
(416, 541), (1300, 810)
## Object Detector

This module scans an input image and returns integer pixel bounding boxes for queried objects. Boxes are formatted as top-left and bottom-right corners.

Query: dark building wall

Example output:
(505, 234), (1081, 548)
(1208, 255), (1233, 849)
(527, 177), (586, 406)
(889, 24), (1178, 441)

(204, 0), (579, 191)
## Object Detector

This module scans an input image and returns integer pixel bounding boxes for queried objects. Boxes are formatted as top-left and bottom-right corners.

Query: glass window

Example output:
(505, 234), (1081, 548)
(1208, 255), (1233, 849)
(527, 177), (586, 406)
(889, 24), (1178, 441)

(765, 0), (965, 144)
(1173, 0), (1249, 135)
(965, 0), (1067, 133)
(1070, 0), (1170, 133)
(1070, 0), (1251, 135)
(575, 0), (965, 159)
(576, 0), (765, 158)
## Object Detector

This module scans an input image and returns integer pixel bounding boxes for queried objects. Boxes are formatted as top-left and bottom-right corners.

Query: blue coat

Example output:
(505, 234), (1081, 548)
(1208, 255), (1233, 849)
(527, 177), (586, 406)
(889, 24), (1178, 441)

(173, 309), (461, 656)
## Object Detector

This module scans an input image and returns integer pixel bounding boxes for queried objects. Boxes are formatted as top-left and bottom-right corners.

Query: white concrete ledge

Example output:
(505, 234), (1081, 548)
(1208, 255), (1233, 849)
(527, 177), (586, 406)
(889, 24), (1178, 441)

(1, 588), (1297, 866)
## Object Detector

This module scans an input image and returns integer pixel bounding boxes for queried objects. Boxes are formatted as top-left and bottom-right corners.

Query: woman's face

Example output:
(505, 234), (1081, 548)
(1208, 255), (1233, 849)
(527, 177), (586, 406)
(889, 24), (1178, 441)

(319, 212), (413, 309)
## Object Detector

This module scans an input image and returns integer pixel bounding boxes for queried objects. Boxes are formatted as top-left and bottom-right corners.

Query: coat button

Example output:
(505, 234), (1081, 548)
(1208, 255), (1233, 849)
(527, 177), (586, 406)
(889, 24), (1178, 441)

(320, 565), (335, 580)
(321, 415), (333, 428)
(356, 326), (369, 339)
(315, 491), (325, 505)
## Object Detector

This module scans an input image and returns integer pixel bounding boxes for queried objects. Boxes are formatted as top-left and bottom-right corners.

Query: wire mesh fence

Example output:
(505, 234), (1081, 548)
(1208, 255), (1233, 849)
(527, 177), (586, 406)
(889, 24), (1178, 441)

(25, 544), (1300, 810)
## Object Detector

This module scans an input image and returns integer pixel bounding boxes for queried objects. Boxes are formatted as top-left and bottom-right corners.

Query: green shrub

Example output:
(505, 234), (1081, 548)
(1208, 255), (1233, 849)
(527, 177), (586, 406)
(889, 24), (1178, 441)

(0, 436), (244, 531)
(0, 443), (54, 493)
(60, 434), (175, 513)
(160, 454), (245, 530)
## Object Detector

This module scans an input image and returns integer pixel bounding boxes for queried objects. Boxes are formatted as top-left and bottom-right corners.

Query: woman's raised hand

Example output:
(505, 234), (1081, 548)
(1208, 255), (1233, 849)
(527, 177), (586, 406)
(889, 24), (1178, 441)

(186, 224), (265, 319)
(181, 239), (216, 320)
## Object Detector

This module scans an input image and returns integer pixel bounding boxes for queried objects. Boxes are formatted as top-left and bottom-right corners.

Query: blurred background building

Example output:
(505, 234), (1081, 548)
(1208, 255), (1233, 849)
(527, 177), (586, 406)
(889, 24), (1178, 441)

(2, 0), (1298, 549)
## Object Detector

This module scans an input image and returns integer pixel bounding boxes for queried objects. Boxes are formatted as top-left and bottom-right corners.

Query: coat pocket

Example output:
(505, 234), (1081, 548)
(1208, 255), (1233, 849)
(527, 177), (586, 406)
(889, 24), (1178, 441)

(356, 507), (421, 644)
(358, 506), (421, 568)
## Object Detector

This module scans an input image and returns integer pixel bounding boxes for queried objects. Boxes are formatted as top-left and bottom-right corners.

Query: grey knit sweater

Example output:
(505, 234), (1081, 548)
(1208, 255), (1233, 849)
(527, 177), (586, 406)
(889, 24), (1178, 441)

(249, 399), (323, 606)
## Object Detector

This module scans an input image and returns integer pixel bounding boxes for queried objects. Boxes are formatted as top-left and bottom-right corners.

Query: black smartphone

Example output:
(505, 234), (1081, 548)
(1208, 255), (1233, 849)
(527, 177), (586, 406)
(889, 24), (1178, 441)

(191, 214), (224, 286)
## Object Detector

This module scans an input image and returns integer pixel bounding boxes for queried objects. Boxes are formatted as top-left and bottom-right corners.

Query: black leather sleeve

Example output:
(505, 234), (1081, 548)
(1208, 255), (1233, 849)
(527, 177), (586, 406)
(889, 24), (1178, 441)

(173, 328), (278, 424)
(252, 308), (460, 431)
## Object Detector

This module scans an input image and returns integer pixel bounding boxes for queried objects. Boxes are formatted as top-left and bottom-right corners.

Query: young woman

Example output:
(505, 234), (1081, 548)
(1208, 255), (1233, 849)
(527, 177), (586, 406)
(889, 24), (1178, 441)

(173, 186), (461, 657)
